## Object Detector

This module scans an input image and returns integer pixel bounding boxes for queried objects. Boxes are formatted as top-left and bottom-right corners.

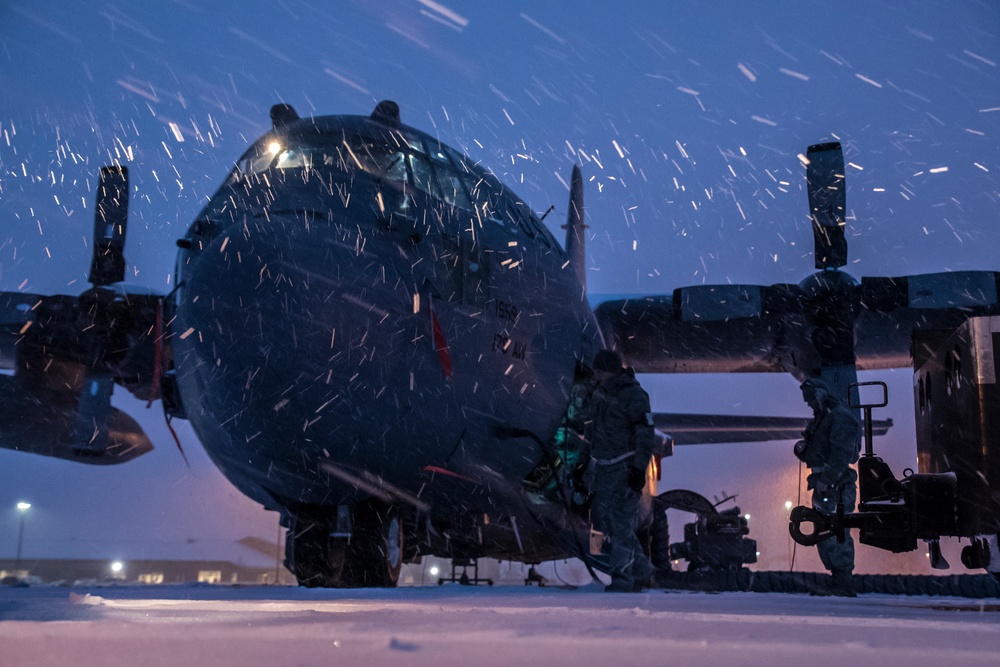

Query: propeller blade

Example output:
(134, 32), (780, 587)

(89, 166), (129, 286)
(73, 375), (114, 457)
(802, 142), (856, 399)
(806, 142), (847, 270)
(816, 364), (860, 409)
(564, 164), (586, 292)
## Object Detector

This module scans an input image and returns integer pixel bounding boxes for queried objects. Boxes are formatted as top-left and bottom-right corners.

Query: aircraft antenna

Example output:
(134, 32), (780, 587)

(270, 103), (299, 129)
(371, 100), (401, 126)
(563, 164), (587, 293)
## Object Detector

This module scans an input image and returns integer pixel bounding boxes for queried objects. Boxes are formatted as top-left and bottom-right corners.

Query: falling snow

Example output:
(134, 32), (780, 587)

(0, 0), (998, 614)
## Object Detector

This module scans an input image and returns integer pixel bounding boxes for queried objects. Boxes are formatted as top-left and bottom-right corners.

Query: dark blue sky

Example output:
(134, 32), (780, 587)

(1, 1), (998, 572)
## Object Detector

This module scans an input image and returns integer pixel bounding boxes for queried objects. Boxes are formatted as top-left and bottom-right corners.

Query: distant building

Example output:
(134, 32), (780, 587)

(0, 558), (291, 585)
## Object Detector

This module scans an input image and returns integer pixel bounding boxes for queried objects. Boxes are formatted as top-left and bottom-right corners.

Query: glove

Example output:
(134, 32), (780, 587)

(628, 466), (646, 492)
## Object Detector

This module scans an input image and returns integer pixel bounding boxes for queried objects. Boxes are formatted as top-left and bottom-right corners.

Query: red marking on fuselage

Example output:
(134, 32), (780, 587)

(430, 307), (453, 379)
(421, 465), (476, 484)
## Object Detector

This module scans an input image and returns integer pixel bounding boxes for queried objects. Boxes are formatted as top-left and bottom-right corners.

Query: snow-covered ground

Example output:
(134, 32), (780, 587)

(2, 583), (999, 667)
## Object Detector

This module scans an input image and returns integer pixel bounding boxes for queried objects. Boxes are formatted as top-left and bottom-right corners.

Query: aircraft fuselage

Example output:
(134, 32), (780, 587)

(170, 111), (601, 562)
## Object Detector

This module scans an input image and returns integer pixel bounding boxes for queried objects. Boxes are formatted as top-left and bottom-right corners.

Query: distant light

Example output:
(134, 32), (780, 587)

(784, 501), (793, 511)
(429, 566), (440, 576)
(111, 561), (123, 573)
(16, 502), (31, 511)
(267, 142), (282, 155)
(755, 552), (761, 557)
(744, 514), (751, 521)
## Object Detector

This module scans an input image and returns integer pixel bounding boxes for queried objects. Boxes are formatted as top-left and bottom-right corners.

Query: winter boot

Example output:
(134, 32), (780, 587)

(830, 569), (856, 597)
(605, 577), (636, 592)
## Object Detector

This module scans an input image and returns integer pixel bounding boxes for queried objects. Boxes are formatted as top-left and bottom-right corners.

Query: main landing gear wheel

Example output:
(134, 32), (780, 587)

(344, 501), (403, 587)
(284, 512), (347, 588)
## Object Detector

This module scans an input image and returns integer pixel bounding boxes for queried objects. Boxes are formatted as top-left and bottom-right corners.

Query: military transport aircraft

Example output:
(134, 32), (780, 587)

(7, 98), (992, 583)
(596, 142), (1000, 577)
(2, 100), (814, 587)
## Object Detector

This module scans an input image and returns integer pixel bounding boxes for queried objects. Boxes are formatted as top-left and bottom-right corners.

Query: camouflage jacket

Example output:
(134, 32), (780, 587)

(583, 368), (655, 471)
(797, 400), (861, 488)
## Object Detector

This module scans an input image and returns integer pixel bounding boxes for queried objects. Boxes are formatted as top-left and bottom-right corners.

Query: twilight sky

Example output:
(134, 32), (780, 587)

(1, 1), (998, 573)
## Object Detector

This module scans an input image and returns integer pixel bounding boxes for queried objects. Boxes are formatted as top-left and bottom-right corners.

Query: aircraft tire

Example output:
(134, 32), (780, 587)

(343, 501), (403, 587)
(284, 513), (347, 588)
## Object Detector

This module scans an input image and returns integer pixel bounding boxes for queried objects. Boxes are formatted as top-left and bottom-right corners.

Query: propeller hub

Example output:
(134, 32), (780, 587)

(798, 268), (858, 294)
(798, 270), (858, 325)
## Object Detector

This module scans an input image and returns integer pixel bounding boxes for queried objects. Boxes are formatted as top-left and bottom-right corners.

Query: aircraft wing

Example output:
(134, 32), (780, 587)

(594, 270), (1000, 375)
(653, 412), (892, 445)
(855, 271), (1000, 369)
(593, 291), (795, 374)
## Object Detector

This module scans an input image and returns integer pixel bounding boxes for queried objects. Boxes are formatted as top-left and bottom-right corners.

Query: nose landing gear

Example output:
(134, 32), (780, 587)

(284, 501), (404, 588)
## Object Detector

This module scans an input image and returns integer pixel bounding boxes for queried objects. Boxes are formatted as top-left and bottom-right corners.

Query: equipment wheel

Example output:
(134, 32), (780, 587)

(648, 500), (672, 572)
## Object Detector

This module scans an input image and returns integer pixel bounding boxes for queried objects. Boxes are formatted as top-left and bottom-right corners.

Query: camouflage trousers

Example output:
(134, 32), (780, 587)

(812, 481), (857, 574)
(591, 460), (655, 589)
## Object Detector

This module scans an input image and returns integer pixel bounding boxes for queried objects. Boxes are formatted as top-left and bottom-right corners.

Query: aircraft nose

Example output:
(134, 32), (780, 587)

(174, 217), (445, 484)
(181, 218), (392, 383)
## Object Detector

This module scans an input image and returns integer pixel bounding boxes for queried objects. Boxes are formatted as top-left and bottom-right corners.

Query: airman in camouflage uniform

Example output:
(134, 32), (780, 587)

(794, 377), (862, 596)
(583, 350), (656, 592)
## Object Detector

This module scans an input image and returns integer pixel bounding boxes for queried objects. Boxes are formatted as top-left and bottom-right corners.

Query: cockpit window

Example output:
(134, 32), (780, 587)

(425, 143), (472, 210)
(343, 134), (407, 181)
(457, 164), (555, 249)
(199, 121), (562, 253)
